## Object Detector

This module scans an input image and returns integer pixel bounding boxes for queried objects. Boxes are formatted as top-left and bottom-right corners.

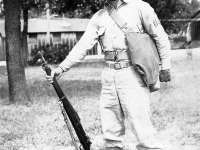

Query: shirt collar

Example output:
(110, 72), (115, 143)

(105, 0), (129, 5)
(105, 0), (129, 9)
(123, 0), (130, 3)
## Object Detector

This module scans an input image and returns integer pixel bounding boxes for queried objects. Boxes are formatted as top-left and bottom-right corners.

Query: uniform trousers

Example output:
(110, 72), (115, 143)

(100, 66), (163, 150)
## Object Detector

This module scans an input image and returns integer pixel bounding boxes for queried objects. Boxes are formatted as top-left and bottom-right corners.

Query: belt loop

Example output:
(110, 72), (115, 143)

(120, 62), (123, 69)
(109, 62), (111, 68)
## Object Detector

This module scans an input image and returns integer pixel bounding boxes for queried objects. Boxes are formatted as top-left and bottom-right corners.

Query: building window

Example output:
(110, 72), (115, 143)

(29, 33), (37, 43)
(53, 33), (61, 43)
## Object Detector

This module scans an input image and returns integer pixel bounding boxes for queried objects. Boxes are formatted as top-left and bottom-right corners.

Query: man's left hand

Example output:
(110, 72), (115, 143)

(159, 69), (171, 82)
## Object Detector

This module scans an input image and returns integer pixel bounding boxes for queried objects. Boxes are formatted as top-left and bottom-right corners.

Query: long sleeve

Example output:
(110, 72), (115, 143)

(59, 12), (100, 71)
(138, 3), (171, 70)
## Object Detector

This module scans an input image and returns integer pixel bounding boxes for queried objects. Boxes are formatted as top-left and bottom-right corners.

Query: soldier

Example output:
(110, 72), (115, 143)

(46, 0), (171, 149)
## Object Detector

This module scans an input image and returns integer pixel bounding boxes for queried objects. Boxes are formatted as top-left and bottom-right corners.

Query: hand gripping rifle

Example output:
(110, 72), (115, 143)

(38, 51), (91, 150)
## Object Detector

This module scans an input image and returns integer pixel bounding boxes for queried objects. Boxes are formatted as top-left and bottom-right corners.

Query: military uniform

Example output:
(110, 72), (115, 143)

(59, 0), (171, 149)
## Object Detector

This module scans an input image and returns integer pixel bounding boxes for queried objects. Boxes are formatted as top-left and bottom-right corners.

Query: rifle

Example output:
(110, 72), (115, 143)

(38, 51), (91, 150)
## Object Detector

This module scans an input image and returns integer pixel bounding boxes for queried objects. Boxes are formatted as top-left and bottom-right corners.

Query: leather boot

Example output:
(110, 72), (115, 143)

(136, 145), (163, 150)
(105, 147), (123, 150)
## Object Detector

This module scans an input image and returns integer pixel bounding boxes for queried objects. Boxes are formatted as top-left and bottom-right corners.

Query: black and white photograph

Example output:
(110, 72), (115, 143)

(0, 0), (200, 150)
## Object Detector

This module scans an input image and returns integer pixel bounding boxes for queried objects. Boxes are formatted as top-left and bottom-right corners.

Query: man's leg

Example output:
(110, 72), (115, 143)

(100, 68), (125, 150)
(115, 67), (164, 150)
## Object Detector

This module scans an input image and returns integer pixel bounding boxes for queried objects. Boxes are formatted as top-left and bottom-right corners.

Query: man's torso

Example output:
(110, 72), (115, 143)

(96, 0), (144, 51)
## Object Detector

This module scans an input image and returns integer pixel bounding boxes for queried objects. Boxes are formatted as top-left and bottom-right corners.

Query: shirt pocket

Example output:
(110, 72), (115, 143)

(127, 21), (142, 33)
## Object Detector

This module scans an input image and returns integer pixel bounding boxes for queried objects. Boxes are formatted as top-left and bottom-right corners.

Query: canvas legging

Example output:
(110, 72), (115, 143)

(100, 66), (163, 150)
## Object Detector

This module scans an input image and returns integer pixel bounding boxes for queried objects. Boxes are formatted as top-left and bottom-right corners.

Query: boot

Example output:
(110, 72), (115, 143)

(105, 147), (123, 150)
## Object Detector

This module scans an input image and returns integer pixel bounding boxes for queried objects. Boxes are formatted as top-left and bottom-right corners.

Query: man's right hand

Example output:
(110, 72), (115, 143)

(45, 67), (64, 84)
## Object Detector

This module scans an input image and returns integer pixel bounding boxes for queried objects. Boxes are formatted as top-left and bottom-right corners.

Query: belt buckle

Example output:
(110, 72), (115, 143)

(114, 62), (124, 70)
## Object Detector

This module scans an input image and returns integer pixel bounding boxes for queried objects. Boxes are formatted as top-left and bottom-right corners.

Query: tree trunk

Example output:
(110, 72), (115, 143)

(4, 0), (31, 105)
(22, 8), (28, 67)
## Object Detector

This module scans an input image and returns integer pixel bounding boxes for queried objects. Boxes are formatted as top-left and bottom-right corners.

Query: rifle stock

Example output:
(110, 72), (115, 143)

(39, 52), (91, 150)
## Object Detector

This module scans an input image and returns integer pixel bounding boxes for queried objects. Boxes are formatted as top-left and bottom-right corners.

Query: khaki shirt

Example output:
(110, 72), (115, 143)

(59, 0), (171, 71)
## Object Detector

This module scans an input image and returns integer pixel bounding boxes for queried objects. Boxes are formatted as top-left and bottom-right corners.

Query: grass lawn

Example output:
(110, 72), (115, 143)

(0, 49), (200, 150)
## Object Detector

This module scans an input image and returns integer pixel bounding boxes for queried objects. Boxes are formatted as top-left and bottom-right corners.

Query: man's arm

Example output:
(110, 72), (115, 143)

(46, 11), (103, 82)
(58, 11), (101, 72)
(138, 2), (171, 71)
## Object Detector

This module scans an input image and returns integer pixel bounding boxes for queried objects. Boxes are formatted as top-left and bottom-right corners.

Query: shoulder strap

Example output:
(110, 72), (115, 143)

(106, 5), (142, 33)
(106, 5), (129, 32)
